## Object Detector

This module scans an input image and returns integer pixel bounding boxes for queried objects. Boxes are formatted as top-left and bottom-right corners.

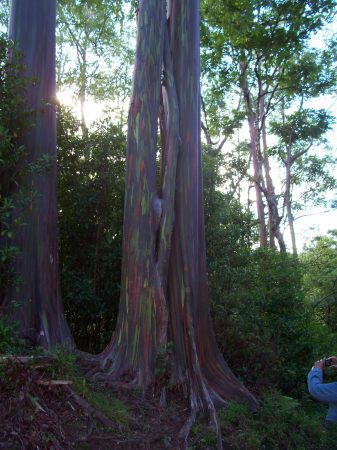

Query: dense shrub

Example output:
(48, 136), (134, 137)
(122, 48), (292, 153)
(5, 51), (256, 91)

(302, 230), (337, 332)
(0, 34), (26, 301)
(203, 146), (337, 396)
(208, 245), (337, 396)
(57, 108), (125, 352)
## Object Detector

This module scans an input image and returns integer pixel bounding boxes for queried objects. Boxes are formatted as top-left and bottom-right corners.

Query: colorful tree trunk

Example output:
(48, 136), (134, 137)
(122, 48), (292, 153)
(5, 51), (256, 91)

(2, 0), (73, 349)
(88, 1), (258, 441)
(167, 3), (258, 441)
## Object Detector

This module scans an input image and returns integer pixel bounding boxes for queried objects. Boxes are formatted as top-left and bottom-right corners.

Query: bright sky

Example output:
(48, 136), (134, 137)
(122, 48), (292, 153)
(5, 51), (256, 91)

(57, 90), (109, 126)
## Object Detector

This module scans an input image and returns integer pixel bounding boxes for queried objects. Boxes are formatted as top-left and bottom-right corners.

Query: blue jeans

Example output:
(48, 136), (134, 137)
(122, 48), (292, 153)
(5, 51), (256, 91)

(308, 367), (337, 422)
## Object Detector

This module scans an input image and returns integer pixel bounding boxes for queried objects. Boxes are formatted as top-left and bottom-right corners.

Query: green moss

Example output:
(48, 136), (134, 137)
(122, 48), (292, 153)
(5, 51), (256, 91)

(83, 387), (129, 425)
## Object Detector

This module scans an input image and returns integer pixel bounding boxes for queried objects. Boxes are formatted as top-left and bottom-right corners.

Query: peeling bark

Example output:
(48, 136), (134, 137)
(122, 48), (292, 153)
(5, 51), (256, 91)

(168, 0), (257, 411)
(87, 0), (167, 387)
(3, 0), (73, 349)
(85, 2), (258, 444)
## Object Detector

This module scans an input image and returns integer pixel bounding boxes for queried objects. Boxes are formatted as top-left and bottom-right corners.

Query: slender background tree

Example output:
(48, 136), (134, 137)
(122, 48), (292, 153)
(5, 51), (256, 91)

(201, 0), (337, 252)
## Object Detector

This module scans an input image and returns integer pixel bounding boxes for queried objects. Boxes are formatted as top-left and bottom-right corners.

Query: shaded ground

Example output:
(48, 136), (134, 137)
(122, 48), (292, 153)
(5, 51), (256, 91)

(0, 357), (190, 449)
(3, 356), (337, 450)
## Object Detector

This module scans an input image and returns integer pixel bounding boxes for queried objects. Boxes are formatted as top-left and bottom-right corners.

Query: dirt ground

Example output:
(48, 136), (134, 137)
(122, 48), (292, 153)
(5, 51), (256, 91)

(0, 358), (192, 450)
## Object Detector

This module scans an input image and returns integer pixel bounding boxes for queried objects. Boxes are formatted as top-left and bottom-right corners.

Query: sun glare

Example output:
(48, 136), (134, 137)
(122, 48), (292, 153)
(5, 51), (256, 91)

(56, 89), (109, 126)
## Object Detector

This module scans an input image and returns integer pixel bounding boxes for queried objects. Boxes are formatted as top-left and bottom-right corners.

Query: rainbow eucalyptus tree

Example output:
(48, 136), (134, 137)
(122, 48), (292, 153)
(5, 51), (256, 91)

(88, 0), (258, 443)
(2, 0), (72, 349)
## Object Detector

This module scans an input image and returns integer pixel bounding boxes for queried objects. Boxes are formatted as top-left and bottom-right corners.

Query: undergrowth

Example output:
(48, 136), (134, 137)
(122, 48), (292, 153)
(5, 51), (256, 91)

(0, 330), (129, 429)
(0, 317), (28, 354)
(49, 346), (129, 426)
(189, 391), (337, 450)
(3, 326), (337, 449)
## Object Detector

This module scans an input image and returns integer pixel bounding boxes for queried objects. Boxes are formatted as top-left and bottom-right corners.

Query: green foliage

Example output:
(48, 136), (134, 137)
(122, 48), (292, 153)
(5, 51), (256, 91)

(0, 1), (8, 32)
(202, 145), (337, 396)
(0, 35), (35, 303)
(56, 0), (134, 107)
(191, 390), (337, 449)
(0, 34), (55, 309)
(50, 345), (79, 378)
(270, 109), (334, 145)
(302, 230), (337, 331)
(49, 346), (129, 425)
(0, 317), (20, 353)
(270, 108), (337, 209)
(57, 107), (126, 352)
(209, 244), (337, 395)
(189, 419), (218, 449)
(84, 388), (129, 425)
(215, 391), (335, 450)
(201, 0), (337, 244)
(0, 35), (24, 300)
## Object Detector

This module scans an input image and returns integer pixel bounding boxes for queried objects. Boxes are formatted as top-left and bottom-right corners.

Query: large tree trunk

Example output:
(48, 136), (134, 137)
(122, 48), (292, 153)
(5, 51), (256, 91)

(85, 2), (258, 445)
(87, 0), (168, 386)
(2, 0), (73, 349)
(167, 1), (258, 435)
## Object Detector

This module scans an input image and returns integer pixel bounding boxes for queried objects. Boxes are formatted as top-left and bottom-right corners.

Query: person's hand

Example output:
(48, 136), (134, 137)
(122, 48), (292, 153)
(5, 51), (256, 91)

(314, 359), (325, 370)
(326, 356), (337, 368)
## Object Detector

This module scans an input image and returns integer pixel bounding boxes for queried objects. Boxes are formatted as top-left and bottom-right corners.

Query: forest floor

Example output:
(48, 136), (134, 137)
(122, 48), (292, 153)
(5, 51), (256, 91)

(2, 353), (337, 450)
(0, 354), (194, 450)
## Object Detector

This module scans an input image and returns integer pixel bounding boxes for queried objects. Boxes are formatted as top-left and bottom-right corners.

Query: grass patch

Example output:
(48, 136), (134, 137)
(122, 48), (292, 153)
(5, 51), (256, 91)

(49, 347), (129, 426)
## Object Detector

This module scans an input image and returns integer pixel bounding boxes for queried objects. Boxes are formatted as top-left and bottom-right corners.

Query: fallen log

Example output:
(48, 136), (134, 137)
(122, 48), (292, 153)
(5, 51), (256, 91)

(0, 355), (52, 364)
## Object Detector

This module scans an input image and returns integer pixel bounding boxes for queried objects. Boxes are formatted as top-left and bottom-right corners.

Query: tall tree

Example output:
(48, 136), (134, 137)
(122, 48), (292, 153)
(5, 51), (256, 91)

(85, 0), (258, 445)
(56, 0), (133, 134)
(1, 0), (72, 349)
(201, 0), (337, 251)
(270, 108), (336, 255)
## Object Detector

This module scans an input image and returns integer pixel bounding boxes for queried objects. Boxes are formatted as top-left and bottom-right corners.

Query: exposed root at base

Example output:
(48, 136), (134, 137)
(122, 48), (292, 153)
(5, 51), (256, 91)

(179, 402), (224, 450)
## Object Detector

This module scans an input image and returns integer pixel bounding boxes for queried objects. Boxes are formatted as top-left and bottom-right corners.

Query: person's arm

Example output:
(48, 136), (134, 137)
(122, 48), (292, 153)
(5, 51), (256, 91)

(308, 359), (337, 402)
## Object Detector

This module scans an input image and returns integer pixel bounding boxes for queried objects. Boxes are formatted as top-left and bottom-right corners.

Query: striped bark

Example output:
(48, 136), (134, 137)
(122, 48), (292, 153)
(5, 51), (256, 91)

(86, 2), (258, 444)
(95, 0), (257, 402)
(3, 0), (73, 349)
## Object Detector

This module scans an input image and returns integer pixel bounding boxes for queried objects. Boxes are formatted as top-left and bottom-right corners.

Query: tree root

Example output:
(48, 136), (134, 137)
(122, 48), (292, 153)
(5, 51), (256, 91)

(179, 401), (223, 450)
(179, 405), (197, 449)
(74, 416), (94, 443)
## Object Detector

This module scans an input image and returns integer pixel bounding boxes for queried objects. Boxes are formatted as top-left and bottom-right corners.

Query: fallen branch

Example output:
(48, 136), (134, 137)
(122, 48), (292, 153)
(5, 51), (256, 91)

(0, 355), (52, 364)
(63, 385), (116, 429)
(38, 380), (73, 387)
